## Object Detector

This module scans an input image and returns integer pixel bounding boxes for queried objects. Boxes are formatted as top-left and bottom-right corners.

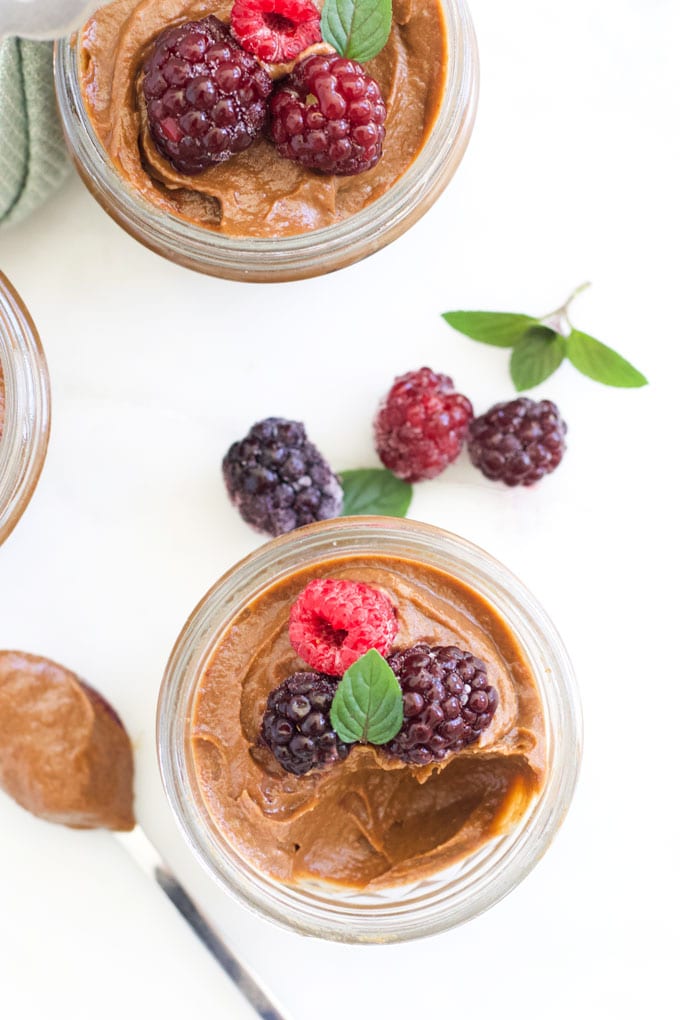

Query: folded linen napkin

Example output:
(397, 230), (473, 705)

(0, 37), (71, 228)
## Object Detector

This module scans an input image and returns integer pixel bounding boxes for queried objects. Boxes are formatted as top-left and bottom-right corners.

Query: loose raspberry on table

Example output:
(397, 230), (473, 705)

(374, 367), (474, 482)
(269, 54), (387, 175)
(289, 578), (398, 675)
(468, 397), (567, 486)
(223, 417), (342, 537)
(230, 0), (322, 63)
(141, 16), (272, 175)
(261, 671), (352, 775)
(384, 644), (498, 765)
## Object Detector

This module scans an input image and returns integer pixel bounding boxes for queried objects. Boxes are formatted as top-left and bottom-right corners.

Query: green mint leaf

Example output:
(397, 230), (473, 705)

(510, 326), (566, 392)
(566, 330), (648, 388)
(441, 311), (539, 348)
(321, 0), (393, 62)
(340, 468), (412, 517)
(330, 649), (403, 745)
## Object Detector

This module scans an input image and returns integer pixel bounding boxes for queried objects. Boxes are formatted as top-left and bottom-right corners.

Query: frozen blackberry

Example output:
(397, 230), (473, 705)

(261, 671), (352, 775)
(468, 398), (567, 486)
(223, 417), (343, 536)
(374, 367), (474, 482)
(142, 16), (272, 175)
(384, 643), (498, 765)
(269, 54), (387, 175)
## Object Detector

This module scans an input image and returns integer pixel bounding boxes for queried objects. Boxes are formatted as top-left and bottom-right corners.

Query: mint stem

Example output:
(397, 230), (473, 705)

(541, 281), (592, 336)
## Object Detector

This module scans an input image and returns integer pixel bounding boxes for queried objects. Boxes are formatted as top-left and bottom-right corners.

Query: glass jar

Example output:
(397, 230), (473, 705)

(54, 0), (479, 282)
(157, 517), (582, 943)
(0, 273), (51, 546)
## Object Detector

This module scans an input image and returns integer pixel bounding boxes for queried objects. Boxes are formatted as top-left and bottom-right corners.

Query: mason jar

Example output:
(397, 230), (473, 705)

(0, 273), (51, 546)
(157, 517), (582, 943)
(54, 0), (479, 282)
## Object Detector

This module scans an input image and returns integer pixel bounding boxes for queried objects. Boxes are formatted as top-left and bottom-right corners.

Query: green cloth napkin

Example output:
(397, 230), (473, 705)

(0, 38), (70, 228)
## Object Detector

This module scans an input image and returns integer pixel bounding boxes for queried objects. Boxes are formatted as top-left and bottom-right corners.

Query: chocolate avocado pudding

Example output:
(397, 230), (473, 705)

(191, 555), (546, 890)
(0, 652), (135, 831)
(78, 0), (447, 238)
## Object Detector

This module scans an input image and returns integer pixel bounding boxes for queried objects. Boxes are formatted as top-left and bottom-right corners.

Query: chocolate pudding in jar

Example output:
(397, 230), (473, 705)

(55, 0), (479, 280)
(158, 518), (582, 942)
(0, 274), (50, 546)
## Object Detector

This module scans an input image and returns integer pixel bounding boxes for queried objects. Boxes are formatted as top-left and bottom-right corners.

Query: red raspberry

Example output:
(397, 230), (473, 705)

(269, 54), (387, 175)
(289, 579), (398, 675)
(230, 0), (322, 63)
(374, 367), (474, 483)
(142, 16), (272, 175)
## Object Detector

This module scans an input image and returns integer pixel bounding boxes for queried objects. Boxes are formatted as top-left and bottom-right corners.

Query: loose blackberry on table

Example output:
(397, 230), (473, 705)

(384, 643), (498, 765)
(223, 417), (342, 536)
(142, 15), (273, 174)
(468, 397), (567, 486)
(261, 671), (352, 775)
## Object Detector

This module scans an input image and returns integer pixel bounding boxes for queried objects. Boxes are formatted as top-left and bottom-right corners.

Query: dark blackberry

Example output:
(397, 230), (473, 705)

(261, 671), (352, 775)
(223, 417), (343, 536)
(468, 397), (567, 486)
(374, 367), (474, 482)
(384, 643), (498, 765)
(142, 16), (272, 175)
(269, 54), (387, 176)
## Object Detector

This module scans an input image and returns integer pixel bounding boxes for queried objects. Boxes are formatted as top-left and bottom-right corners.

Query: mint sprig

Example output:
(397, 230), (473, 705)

(340, 468), (412, 517)
(321, 0), (393, 63)
(330, 649), (403, 745)
(442, 284), (648, 391)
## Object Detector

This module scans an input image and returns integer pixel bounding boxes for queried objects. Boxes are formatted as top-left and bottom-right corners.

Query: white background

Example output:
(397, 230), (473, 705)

(1, 0), (678, 1017)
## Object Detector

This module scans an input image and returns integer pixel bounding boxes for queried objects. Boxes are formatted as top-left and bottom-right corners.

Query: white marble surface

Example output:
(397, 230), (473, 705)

(0, 0), (678, 1016)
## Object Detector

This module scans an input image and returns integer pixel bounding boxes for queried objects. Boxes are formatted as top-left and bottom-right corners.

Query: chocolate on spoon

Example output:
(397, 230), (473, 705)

(0, 651), (134, 831)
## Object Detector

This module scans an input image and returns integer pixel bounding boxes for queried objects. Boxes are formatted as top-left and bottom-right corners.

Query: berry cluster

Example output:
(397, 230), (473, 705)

(142, 3), (387, 178)
(259, 578), (498, 776)
(374, 367), (567, 486)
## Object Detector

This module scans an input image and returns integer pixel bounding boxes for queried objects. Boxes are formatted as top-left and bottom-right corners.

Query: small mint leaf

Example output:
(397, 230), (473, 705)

(442, 311), (539, 348)
(566, 330), (648, 388)
(510, 326), (565, 392)
(330, 649), (403, 745)
(340, 468), (412, 517)
(321, 0), (393, 62)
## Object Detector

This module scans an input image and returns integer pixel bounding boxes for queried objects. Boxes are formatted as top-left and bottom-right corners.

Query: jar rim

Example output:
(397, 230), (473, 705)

(54, 0), (479, 282)
(0, 273), (51, 546)
(157, 517), (582, 943)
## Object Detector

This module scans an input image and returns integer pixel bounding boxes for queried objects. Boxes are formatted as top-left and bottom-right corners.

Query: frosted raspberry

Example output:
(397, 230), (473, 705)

(289, 579), (398, 675)
(374, 367), (474, 482)
(230, 0), (322, 63)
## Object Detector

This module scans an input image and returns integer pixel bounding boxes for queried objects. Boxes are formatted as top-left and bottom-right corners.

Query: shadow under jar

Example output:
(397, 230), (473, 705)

(54, 0), (478, 282)
(0, 273), (50, 546)
(157, 517), (582, 943)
